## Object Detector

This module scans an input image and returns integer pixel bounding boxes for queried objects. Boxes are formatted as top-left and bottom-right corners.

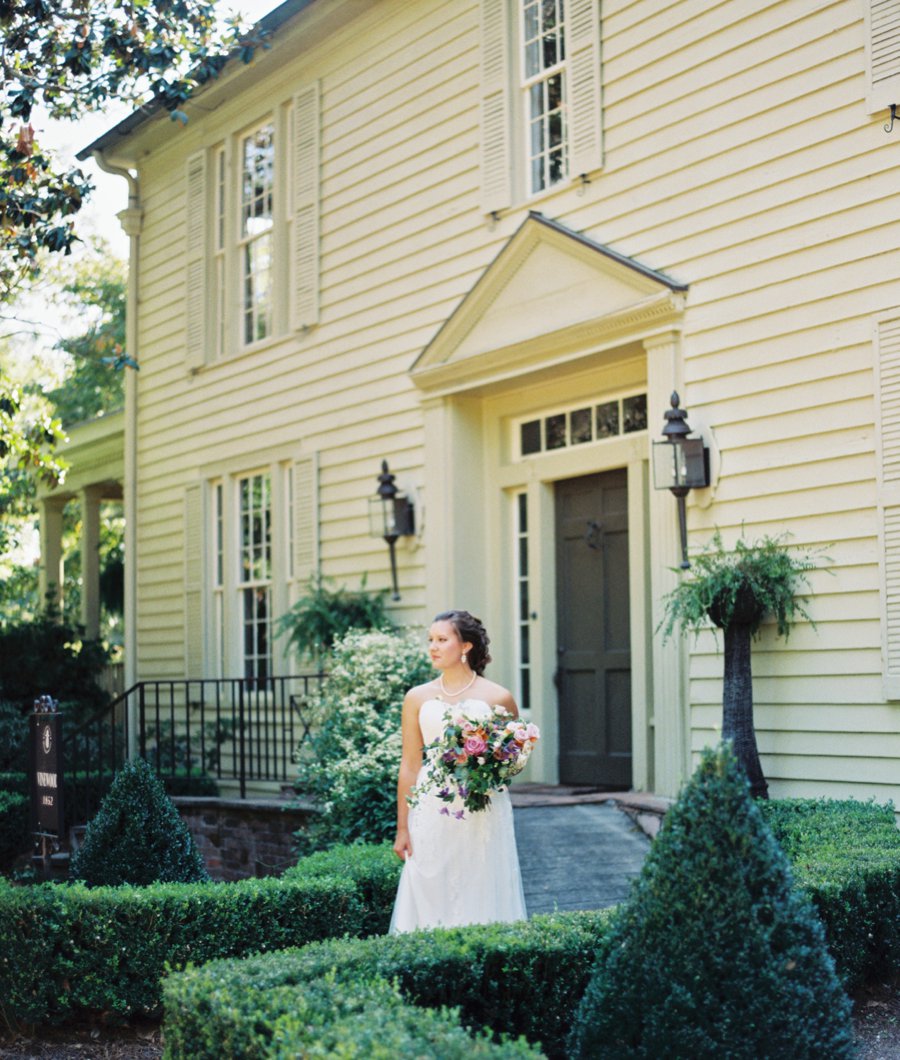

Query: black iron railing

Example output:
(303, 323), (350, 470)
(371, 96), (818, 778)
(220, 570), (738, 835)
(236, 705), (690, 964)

(63, 674), (325, 823)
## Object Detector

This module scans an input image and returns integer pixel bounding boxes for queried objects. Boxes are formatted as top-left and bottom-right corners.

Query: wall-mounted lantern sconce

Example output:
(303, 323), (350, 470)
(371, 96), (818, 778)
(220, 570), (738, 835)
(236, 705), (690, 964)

(367, 460), (415, 600)
(651, 392), (710, 570)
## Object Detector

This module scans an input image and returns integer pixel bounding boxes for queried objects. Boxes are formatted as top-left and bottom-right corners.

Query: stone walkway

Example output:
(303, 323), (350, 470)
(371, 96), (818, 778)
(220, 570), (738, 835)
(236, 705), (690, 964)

(511, 793), (657, 915)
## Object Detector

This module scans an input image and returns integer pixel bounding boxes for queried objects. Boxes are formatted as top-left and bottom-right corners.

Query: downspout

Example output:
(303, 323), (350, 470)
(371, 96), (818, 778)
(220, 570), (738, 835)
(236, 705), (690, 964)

(92, 151), (142, 760)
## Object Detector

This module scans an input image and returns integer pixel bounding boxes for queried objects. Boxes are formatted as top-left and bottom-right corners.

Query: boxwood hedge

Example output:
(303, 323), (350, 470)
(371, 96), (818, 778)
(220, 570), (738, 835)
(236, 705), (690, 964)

(283, 840), (400, 935)
(163, 971), (543, 1059)
(0, 873), (364, 1024)
(760, 797), (900, 988)
(163, 909), (613, 1059)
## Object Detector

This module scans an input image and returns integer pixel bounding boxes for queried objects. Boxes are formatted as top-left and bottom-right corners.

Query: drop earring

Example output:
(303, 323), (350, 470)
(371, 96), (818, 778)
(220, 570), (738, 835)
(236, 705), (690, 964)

(461, 652), (468, 665)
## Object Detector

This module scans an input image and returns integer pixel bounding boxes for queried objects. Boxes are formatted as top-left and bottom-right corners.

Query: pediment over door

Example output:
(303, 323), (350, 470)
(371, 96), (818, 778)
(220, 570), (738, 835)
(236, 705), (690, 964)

(411, 212), (688, 396)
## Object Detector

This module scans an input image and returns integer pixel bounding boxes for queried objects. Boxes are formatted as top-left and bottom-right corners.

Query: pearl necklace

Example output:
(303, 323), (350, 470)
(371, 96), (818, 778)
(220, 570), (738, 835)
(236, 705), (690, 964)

(438, 671), (477, 698)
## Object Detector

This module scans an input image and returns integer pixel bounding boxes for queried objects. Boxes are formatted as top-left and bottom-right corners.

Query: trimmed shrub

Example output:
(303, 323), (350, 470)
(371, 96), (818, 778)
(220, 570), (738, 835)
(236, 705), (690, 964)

(295, 627), (434, 851)
(163, 971), (542, 1060)
(69, 758), (208, 886)
(285, 841), (401, 935)
(761, 797), (900, 987)
(0, 789), (29, 872)
(568, 745), (855, 1059)
(0, 872), (364, 1024)
(165, 908), (612, 1058)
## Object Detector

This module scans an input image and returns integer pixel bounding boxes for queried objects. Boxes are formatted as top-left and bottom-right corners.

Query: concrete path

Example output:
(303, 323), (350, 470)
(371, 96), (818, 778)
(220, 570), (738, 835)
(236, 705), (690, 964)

(513, 802), (651, 915)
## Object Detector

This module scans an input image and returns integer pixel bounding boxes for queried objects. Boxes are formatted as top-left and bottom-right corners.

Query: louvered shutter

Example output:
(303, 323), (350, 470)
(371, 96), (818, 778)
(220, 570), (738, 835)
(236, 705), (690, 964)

(292, 456), (319, 586)
(567, 0), (602, 178)
(185, 151), (208, 371)
(876, 316), (900, 698)
(184, 484), (206, 678)
(866, 0), (900, 113)
(480, 0), (511, 215)
(292, 84), (320, 330)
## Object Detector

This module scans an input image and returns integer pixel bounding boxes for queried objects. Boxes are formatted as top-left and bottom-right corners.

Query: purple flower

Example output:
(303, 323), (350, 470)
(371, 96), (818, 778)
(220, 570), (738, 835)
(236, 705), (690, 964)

(458, 784), (468, 798)
(442, 750), (456, 764)
(454, 809), (465, 820)
(439, 787), (450, 798)
(440, 807), (450, 816)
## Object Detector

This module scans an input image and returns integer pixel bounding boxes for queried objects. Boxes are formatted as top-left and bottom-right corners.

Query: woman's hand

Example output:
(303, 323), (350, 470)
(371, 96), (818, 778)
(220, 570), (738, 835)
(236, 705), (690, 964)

(393, 827), (412, 861)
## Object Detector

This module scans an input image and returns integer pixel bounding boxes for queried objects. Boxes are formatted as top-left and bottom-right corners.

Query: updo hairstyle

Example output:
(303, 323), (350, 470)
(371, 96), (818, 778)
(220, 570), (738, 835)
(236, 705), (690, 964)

(433, 609), (492, 675)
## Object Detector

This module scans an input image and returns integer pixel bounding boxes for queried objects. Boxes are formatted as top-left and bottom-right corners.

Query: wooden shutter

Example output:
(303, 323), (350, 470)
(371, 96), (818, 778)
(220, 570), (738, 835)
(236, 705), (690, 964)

(567, 0), (603, 178)
(876, 315), (900, 698)
(292, 455), (319, 586)
(185, 150), (208, 371)
(292, 83), (321, 330)
(480, 0), (511, 215)
(865, 0), (900, 113)
(184, 484), (206, 678)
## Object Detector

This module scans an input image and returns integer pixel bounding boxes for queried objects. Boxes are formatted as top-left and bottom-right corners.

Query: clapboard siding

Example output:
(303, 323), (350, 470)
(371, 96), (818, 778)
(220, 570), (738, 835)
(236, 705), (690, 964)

(117, 0), (899, 801)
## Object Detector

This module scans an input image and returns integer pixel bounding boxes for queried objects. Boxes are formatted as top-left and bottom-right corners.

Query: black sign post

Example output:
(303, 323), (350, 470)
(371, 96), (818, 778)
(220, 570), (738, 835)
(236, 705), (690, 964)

(30, 695), (65, 872)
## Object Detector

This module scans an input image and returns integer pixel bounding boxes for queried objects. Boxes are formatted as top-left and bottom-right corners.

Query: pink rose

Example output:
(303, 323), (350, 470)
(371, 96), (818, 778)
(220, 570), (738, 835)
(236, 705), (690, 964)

(526, 723), (540, 740)
(464, 735), (487, 756)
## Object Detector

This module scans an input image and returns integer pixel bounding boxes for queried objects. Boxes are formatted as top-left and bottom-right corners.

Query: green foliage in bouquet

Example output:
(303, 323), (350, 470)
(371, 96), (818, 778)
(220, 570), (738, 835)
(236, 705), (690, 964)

(295, 628), (434, 852)
(276, 574), (392, 663)
(568, 744), (855, 1059)
(659, 530), (820, 640)
(69, 758), (208, 886)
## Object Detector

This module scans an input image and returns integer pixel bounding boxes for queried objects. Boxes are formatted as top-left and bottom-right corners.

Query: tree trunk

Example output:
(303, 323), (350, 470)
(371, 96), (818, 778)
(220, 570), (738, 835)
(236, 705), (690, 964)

(721, 621), (769, 799)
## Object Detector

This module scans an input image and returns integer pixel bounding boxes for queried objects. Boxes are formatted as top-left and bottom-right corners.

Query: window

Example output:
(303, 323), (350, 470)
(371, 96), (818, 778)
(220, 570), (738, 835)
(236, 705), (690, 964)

(479, 0), (601, 214)
(516, 392), (647, 458)
(239, 473), (272, 681)
(184, 82), (320, 370)
(187, 459), (317, 679)
(522, 0), (568, 194)
(240, 123), (275, 345)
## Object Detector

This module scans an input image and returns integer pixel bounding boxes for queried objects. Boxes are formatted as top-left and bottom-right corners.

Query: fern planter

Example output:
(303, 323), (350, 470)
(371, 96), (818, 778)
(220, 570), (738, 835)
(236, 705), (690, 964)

(662, 533), (823, 799)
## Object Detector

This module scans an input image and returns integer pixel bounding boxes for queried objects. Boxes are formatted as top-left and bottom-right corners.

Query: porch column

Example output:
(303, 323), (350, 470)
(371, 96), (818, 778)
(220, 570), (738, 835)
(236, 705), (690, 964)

(80, 485), (104, 639)
(644, 329), (690, 796)
(38, 496), (66, 614)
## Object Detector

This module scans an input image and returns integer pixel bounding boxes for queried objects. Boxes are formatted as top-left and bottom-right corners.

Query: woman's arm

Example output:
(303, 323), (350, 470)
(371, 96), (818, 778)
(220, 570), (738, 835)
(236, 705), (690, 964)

(393, 691), (423, 860)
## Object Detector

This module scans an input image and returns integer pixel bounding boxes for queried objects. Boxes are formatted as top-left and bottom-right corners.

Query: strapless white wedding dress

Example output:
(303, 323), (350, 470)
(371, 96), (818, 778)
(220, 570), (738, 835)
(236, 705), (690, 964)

(389, 698), (528, 933)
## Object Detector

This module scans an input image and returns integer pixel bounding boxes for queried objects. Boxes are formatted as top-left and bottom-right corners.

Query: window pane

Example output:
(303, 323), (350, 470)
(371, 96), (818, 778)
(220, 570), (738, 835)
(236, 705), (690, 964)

(241, 124), (274, 239)
(520, 669), (531, 712)
(570, 407), (592, 444)
(243, 233), (272, 344)
(521, 420), (542, 455)
(518, 490), (528, 532)
(520, 622), (530, 664)
(518, 535), (528, 577)
(524, 1), (539, 39)
(519, 578), (529, 621)
(525, 39), (541, 78)
(548, 109), (563, 149)
(545, 413), (566, 449)
(596, 401), (620, 438)
(547, 73), (563, 110)
(543, 33), (558, 68)
(623, 394), (648, 433)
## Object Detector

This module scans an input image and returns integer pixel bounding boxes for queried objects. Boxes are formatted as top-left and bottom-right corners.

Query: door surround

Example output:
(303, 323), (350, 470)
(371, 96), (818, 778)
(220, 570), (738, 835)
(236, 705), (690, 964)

(410, 214), (690, 795)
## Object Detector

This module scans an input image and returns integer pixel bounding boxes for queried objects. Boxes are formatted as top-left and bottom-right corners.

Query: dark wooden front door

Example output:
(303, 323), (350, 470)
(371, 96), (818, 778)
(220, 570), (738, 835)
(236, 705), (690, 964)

(555, 469), (632, 787)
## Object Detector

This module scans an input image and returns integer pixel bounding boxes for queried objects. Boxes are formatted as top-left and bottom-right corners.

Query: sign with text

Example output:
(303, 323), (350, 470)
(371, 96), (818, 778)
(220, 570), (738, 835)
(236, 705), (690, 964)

(30, 709), (64, 837)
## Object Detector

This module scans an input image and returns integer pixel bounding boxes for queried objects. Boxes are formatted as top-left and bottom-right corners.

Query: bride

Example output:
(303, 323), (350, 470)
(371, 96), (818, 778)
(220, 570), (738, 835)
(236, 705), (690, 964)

(389, 609), (528, 933)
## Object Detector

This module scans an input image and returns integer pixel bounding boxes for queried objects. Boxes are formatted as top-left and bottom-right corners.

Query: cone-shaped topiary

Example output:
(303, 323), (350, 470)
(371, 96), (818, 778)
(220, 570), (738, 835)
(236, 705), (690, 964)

(568, 744), (855, 1059)
(69, 757), (209, 886)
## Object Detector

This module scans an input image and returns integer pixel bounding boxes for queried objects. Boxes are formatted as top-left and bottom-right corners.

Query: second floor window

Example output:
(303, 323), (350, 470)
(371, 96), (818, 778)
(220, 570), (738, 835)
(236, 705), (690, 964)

(523, 0), (568, 194)
(240, 123), (275, 345)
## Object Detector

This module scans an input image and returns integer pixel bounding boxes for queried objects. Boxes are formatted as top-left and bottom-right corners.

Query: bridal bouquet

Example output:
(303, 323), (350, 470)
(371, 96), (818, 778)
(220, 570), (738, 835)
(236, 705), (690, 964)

(410, 706), (540, 818)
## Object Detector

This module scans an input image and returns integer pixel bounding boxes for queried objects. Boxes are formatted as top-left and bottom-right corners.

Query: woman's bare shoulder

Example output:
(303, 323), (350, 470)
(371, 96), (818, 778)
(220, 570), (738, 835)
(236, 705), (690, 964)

(479, 678), (516, 709)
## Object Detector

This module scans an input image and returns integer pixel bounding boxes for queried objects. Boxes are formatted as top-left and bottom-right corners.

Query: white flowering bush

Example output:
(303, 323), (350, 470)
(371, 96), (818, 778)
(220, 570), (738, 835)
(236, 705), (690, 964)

(295, 627), (434, 851)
